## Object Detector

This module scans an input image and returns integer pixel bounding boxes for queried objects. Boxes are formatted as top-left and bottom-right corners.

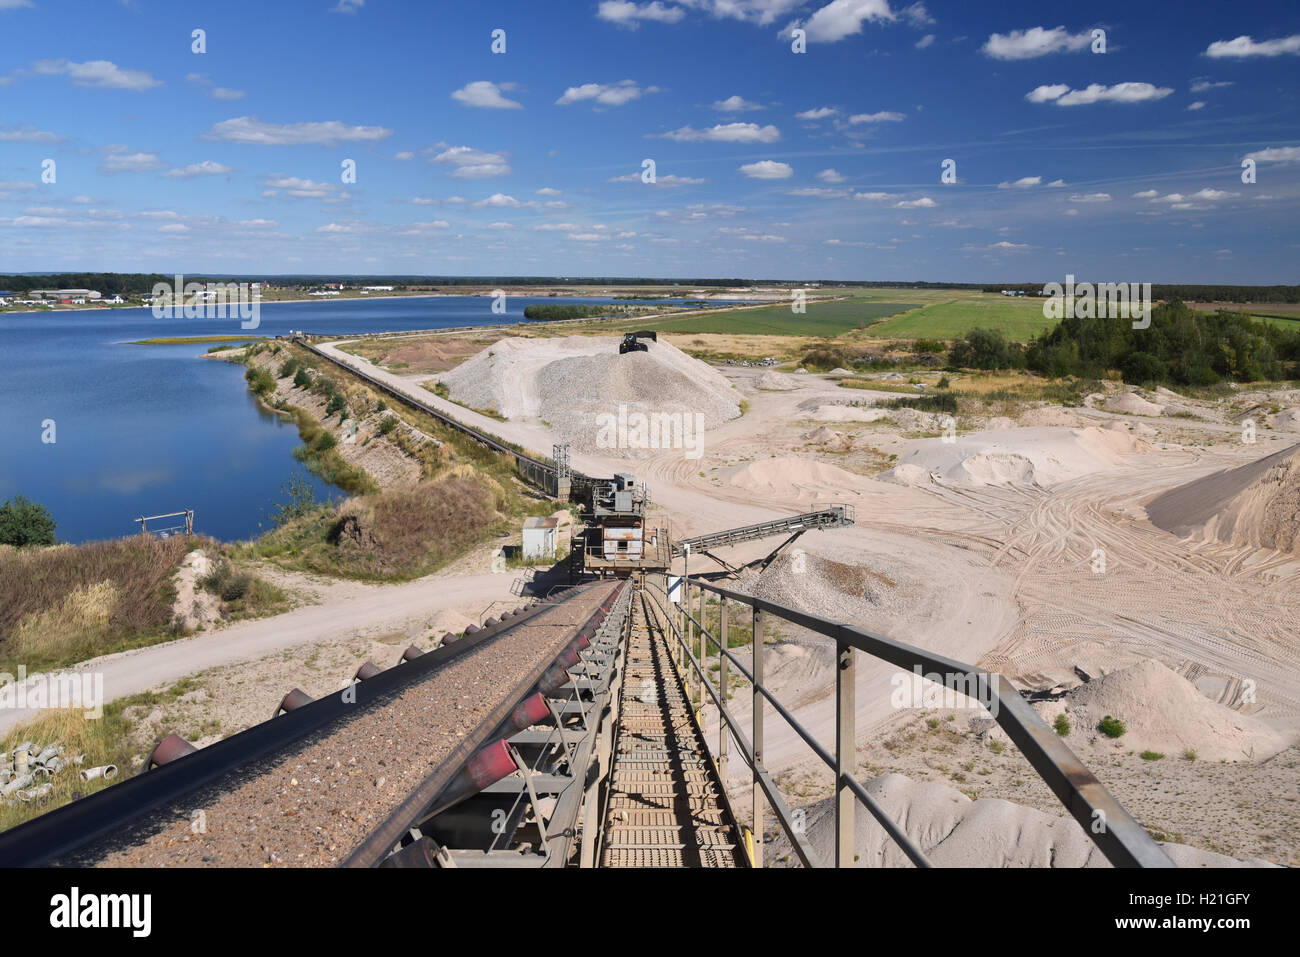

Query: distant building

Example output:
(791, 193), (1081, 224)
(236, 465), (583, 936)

(522, 517), (559, 561)
(31, 289), (101, 300)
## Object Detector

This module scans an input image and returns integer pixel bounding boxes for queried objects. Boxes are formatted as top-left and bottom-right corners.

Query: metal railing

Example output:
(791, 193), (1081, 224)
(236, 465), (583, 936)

(645, 575), (1175, 869)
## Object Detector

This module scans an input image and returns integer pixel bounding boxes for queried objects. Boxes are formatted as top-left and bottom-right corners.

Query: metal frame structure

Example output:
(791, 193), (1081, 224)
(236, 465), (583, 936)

(135, 509), (194, 536)
(672, 505), (855, 555)
(647, 575), (1175, 869)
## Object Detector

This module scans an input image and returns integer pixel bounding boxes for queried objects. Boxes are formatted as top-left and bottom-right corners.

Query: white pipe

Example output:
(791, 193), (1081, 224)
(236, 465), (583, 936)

(17, 783), (52, 802)
(14, 749), (29, 774)
(1, 773), (33, 797)
(79, 765), (118, 782)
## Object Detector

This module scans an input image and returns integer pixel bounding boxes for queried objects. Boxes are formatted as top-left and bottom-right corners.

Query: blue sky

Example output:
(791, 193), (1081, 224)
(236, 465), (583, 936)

(0, 0), (1297, 282)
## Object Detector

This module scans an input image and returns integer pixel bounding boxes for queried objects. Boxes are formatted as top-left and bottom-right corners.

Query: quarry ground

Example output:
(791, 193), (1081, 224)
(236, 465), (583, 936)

(16, 327), (1299, 866)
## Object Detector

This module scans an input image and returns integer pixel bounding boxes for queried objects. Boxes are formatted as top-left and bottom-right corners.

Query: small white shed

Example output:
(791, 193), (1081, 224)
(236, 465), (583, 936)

(522, 517), (559, 561)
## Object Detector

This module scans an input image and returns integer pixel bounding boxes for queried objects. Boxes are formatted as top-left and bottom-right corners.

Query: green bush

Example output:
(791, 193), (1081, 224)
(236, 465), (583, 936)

(0, 495), (57, 547)
(1053, 713), (1070, 737)
(800, 348), (848, 372)
(314, 431), (337, 452)
(1098, 715), (1126, 739)
(948, 328), (1024, 370)
(1140, 750), (1164, 761)
(378, 416), (399, 435)
(245, 366), (276, 397)
(882, 392), (959, 415)
(325, 394), (347, 417)
(914, 338), (947, 353)
(293, 368), (312, 389)
(278, 357), (301, 379)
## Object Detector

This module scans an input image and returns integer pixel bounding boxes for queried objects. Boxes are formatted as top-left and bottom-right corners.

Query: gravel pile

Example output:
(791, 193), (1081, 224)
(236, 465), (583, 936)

(738, 548), (909, 627)
(440, 336), (741, 456)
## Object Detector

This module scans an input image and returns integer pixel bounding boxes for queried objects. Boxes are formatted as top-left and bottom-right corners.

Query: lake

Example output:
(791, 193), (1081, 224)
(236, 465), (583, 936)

(0, 294), (685, 544)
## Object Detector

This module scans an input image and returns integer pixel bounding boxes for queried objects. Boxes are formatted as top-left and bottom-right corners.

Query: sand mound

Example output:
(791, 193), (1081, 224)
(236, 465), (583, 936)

(744, 548), (902, 623)
(1106, 392), (1165, 416)
(716, 457), (872, 501)
(1146, 444), (1300, 554)
(766, 772), (1277, 867)
(1272, 408), (1300, 431)
(439, 336), (741, 455)
(810, 405), (890, 423)
(755, 370), (799, 391)
(1053, 659), (1292, 761)
(1019, 407), (1084, 428)
(881, 426), (1149, 489)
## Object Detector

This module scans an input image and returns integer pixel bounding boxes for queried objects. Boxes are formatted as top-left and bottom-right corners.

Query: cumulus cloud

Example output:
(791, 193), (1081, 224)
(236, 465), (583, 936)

(998, 176), (1042, 189)
(608, 172), (706, 186)
(794, 0), (893, 43)
(713, 94), (763, 111)
(816, 168), (846, 183)
(796, 106), (837, 120)
(29, 58), (162, 91)
(848, 111), (905, 123)
(202, 116), (392, 145)
(894, 196), (937, 208)
(982, 26), (1093, 60)
(429, 146), (511, 178)
(163, 161), (233, 179)
(738, 160), (793, 179)
(658, 122), (780, 143)
(99, 145), (166, 174)
(1245, 146), (1300, 164)
(1204, 34), (1300, 58)
(1068, 192), (1112, 203)
(1026, 82), (1173, 106)
(452, 80), (523, 109)
(261, 175), (340, 199)
(0, 125), (63, 143)
(596, 1), (685, 28)
(556, 80), (658, 107)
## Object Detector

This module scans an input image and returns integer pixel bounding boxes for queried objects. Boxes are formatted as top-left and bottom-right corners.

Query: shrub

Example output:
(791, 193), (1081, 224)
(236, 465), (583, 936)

(313, 431), (337, 452)
(948, 328), (1024, 370)
(1140, 750), (1165, 761)
(245, 366), (276, 397)
(881, 393), (959, 415)
(325, 394), (347, 417)
(293, 368), (312, 389)
(0, 495), (57, 547)
(800, 348), (848, 371)
(278, 357), (301, 379)
(378, 416), (399, 436)
(914, 338), (947, 353)
(1098, 715), (1126, 739)
(1053, 713), (1070, 737)
(936, 375), (950, 389)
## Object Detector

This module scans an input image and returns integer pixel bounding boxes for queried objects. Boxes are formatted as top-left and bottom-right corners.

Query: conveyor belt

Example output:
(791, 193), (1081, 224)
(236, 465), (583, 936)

(599, 590), (745, 867)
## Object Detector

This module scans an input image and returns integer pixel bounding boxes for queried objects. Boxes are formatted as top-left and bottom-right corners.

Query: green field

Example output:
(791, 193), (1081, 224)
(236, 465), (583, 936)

(627, 299), (921, 337)
(867, 295), (1056, 341)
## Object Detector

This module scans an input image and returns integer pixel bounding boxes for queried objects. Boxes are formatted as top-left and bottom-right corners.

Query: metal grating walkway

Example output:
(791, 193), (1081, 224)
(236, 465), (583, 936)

(599, 591), (745, 868)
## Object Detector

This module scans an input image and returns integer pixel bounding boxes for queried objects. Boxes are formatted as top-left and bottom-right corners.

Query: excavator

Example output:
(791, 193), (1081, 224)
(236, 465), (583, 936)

(618, 330), (657, 354)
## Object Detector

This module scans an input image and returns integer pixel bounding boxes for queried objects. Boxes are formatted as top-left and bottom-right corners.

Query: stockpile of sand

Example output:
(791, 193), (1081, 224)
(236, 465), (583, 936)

(754, 370), (799, 391)
(715, 457), (873, 501)
(1106, 391), (1165, 416)
(1146, 444), (1300, 554)
(802, 427), (854, 451)
(1020, 407), (1084, 428)
(1039, 659), (1293, 761)
(766, 772), (1277, 867)
(880, 426), (1149, 489)
(742, 548), (905, 623)
(810, 405), (890, 423)
(1272, 408), (1300, 431)
(439, 336), (741, 454)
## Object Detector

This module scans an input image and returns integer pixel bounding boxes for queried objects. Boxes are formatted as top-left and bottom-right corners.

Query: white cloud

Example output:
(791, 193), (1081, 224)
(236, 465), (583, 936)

(597, 1), (685, 28)
(713, 94), (763, 111)
(202, 116), (392, 145)
(472, 193), (521, 208)
(658, 122), (780, 143)
(1027, 82), (1173, 106)
(998, 176), (1042, 189)
(99, 145), (166, 174)
(788, 187), (849, 197)
(742, 234), (787, 243)
(1132, 189), (1158, 198)
(163, 161), (233, 179)
(331, 0), (364, 13)
(816, 168), (846, 183)
(988, 241), (1028, 249)
(915, 34), (935, 49)
(1190, 77), (1233, 92)
(429, 146), (511, 178)
(1245, 146), (1300, 164)
(536, 187), (563, 196)
(894, 196), (936, 208)
(556, 80), (658, 107)
(159, 224), (190, 233)
(1068, 192), (1111, 203)
(1205, 34), (1300, 58)
(394, 151), (415, 161)
(261, 176), (338, 198)
(0, 1), (34, 9)
(607, 172), (706, 186)
(853, 191), (892, 201)
(848, 111), (905, 123)
(452, 80), (523, 110)
(738, 160), (793, 179)
(0, 125), (63, 143)
(30, 58), (162, 91)
(1187, 101), (1205, 111)
(796, 106), (837, 120)
(982, 26), (1092, 60)
(795, 0), (893, 43)
(212, 87), (245, 100)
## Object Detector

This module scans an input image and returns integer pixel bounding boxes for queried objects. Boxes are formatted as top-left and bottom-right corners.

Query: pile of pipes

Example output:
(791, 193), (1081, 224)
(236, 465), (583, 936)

(1, 742), (117, 805)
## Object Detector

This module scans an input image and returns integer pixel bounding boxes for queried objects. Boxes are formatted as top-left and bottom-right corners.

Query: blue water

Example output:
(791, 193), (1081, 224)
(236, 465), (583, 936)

(0, 294), (696, 544)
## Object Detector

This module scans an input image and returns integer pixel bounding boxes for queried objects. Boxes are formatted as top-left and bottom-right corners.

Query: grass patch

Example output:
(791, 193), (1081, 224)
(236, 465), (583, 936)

(1098, 715), (1127, 739)
(627, 300), (919, 337)
(869, 296), (1055, 341)
(1053, 713), (1071, 737)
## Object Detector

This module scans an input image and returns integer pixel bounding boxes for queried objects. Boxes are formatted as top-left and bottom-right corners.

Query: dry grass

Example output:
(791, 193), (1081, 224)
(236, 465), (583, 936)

(0, 536), (192, 671)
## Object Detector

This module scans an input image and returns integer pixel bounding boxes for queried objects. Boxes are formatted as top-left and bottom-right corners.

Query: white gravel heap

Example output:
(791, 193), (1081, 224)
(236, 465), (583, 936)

(739, 548), (908, 625)
(439, 336), (742, 455)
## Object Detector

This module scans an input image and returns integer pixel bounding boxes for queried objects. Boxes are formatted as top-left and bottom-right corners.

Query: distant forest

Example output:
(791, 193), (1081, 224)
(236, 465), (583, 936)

(2, 273), (1296, 303)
